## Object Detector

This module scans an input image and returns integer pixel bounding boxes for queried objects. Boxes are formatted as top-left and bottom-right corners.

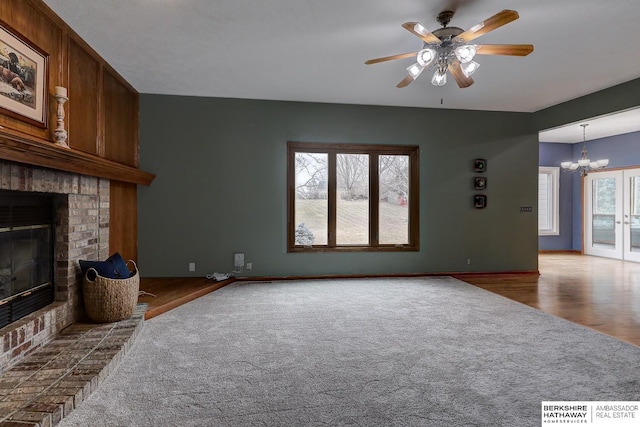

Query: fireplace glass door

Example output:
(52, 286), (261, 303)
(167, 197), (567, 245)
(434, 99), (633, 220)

(1, 225), (52, 298)
(0, 190), (54, 328)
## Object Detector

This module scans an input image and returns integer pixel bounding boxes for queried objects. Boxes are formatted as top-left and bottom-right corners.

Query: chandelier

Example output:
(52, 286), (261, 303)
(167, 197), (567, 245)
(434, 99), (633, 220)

(560, 124), (609, 176)
(405, 29), (480, 87)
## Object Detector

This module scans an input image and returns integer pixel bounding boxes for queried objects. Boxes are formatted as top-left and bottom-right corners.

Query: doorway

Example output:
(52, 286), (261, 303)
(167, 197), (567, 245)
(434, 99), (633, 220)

(584, 168), (640, 262)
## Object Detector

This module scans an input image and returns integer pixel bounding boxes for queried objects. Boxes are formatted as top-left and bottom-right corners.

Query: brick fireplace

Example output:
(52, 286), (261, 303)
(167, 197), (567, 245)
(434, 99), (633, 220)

(0, 159), (110, 374)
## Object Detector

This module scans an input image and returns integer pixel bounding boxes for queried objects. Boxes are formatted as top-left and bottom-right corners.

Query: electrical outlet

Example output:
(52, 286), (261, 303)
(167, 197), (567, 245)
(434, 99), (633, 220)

(467, 259), (471, 265)
(189, 262), (196, 272)
(246, 262), (252, 271)
(234, 253), (244, 269)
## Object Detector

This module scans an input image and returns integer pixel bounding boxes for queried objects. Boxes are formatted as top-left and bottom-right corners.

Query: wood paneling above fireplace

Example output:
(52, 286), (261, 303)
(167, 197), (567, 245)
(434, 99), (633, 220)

(0, 0), (154, 186)
(0, 0), (155, 270)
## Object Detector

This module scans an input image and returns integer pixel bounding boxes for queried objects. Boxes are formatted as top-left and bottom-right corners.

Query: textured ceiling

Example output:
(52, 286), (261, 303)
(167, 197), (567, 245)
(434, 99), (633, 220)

(41, 0), (640, 139)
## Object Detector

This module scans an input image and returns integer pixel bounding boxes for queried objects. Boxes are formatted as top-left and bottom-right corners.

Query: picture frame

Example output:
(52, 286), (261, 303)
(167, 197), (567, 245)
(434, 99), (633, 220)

(0, 19), (48, 128)
(474, 158), (487, 173)
(474, 176), (487, 190)
(474, 194), (487, 209)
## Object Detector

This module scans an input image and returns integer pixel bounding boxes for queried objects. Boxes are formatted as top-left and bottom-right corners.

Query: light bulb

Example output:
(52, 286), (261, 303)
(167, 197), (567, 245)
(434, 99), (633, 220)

(455, 45), (476, 63)
(416, 48), (436, 67)
(407, 63), (424, 79)
(413, 23), (428, 36)
(431, 70), (447, 86)
(461, 60), (480, 78)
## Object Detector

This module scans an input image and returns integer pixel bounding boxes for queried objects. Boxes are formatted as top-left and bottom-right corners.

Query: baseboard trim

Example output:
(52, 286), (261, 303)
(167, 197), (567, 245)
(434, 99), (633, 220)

(234, 270), (541, 283)
(538, 250), (582, 254)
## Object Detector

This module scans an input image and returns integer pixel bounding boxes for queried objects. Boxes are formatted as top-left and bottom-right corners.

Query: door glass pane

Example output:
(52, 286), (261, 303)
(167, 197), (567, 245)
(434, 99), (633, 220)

(336, 154), (369, 245)
(631, 176), (640, 253)
(294, 152), (328, 246)
(379, 155), (409, 244)
(592, 178), (616, 248)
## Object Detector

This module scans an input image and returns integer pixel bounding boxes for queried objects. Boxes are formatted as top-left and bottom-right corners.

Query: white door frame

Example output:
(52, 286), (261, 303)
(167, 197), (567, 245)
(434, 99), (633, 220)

(622, 168), (640, 262)
(584, 171), (623, 259)
(584, 168), (640, 262)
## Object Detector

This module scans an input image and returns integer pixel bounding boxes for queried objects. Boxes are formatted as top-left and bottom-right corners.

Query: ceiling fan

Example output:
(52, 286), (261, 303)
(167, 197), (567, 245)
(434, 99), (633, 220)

(365, 9), (533, 88)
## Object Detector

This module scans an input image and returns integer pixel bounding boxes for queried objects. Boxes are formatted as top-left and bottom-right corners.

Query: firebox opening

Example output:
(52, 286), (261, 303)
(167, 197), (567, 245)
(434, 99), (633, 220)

(0, 190), (55, 329)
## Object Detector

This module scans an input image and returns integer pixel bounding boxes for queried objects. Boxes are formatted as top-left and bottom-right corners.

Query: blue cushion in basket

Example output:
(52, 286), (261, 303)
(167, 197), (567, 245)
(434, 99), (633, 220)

(80, 252), (131, 280)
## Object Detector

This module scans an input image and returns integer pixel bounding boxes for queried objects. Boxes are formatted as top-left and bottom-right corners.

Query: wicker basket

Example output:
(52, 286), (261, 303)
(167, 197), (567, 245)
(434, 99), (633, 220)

(83, 260), (139, 323)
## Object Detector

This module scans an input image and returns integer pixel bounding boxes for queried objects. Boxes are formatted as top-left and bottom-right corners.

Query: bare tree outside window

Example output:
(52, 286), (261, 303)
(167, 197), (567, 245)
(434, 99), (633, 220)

(337, 154), (369, 245)
(379, 155), (409, 244)
(294, 153), (328, 245)
(288, 142), (419, 252)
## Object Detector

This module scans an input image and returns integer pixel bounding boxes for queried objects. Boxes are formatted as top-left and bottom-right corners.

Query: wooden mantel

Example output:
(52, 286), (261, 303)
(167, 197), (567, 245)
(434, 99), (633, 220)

(0, 128), (155, 186)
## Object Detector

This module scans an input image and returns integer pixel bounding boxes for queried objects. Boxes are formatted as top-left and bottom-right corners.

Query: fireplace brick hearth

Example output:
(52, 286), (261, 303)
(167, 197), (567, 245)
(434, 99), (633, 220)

(0, 160), (110, 374)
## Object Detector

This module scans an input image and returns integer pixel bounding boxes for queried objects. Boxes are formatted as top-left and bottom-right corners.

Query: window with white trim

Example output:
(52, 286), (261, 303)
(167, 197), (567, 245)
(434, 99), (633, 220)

(538, 167), (559, 236)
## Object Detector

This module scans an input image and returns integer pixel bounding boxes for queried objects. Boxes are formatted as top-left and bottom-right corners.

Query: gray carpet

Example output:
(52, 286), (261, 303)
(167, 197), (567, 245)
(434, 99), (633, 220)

(58, 277), (639, 426)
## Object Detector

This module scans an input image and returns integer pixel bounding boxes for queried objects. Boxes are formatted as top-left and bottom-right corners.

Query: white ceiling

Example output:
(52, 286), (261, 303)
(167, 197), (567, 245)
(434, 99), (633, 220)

(42, 0), (640, 138)
(539, 107), (640, 143)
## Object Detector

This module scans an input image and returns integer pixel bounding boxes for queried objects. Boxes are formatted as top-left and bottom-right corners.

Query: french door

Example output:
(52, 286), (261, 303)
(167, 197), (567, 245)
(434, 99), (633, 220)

(584, 168), (640, 262)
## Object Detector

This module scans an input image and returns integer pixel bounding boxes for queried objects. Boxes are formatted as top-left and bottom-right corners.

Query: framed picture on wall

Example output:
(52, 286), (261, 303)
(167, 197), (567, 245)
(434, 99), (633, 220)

(474, 158), (487, 172)
(0, 19), (49, 127)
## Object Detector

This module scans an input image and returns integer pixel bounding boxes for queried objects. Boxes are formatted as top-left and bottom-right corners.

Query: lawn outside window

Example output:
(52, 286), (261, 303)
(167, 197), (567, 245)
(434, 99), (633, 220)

(287, 141), (419, 252)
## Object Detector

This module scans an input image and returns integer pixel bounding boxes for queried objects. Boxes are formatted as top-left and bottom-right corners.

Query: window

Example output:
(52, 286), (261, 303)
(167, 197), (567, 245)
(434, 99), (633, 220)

(538, 167), (559, 235)
(288, 142), (419, 252)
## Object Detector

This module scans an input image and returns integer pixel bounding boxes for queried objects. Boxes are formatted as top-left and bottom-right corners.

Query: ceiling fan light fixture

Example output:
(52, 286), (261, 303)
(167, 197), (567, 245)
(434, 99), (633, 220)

(413, 23), (428, 36)
(416, 48), (436, 67)
(365, 9), (533, 90)
(431, 70), (447, 86)
(460, 60), (480, 78)
(454, 45), (477, 63)
(407, 63), (424, 79)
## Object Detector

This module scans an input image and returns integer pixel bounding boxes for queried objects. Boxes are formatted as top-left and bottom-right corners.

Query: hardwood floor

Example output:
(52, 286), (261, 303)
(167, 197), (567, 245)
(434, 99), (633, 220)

(458, 253), (640, 346)
(138, 253), (640, 346)
(138, 277), (233, 320)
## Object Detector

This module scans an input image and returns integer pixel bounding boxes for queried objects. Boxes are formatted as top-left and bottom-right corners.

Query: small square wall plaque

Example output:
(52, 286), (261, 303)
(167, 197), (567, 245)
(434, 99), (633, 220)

(474, 159), (487, 172)
(474, 194), (487, 209)
(474, 176), (487, 190)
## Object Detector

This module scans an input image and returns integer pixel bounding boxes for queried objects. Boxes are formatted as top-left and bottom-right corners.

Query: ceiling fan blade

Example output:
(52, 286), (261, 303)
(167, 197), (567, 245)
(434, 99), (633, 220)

(402, 22), (442, 45)
(457, 10), (519, 43)
(448, 61), (474, 88)
(396, 75), (415, 88)
(365, 51), (418, 65)
(475, 44), (534, 56)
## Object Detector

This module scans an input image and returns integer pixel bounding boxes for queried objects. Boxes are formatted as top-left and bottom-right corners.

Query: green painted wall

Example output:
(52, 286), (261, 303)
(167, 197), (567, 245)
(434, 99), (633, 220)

(138, 95), (538, 277)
